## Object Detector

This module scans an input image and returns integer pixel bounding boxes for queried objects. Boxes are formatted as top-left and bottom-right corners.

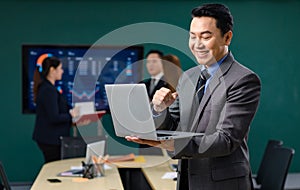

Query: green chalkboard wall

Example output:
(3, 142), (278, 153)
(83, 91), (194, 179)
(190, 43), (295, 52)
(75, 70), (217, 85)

(0, 0), (299, 182)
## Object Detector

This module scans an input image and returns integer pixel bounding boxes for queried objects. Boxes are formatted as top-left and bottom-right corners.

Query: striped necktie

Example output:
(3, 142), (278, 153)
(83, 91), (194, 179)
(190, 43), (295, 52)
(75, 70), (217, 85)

(195, 69), (210, 102)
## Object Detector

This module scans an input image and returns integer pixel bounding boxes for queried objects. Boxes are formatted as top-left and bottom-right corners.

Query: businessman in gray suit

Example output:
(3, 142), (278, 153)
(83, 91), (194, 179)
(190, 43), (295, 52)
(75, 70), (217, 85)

(126, 3), (261, 190)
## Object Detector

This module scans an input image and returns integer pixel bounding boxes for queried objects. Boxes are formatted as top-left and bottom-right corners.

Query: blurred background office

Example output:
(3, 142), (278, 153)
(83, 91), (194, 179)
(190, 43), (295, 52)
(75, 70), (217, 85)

(0, 0), (299, 184)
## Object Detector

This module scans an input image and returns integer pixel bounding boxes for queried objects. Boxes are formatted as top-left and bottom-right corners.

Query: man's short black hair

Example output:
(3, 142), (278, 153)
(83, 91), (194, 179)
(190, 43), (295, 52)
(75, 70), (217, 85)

(146, 50), (164, 58)
(191, 3), (233, 36)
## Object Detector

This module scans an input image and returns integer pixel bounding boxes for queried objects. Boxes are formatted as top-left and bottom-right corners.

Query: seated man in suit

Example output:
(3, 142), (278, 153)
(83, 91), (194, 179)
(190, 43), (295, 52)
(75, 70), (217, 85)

(139, 50), (171, 154)
(140, 50), (170, 101)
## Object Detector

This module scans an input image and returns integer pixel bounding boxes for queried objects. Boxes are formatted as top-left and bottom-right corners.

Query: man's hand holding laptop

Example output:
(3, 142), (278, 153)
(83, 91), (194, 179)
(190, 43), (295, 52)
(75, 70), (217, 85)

(125, 87), (178, 151)
(125, 136), (175, 151)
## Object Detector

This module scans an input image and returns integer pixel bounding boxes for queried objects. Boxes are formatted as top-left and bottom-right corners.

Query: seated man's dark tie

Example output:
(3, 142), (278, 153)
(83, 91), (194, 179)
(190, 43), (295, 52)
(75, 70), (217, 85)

(195, 69), (210, 102)
(149, 78), (156, 94)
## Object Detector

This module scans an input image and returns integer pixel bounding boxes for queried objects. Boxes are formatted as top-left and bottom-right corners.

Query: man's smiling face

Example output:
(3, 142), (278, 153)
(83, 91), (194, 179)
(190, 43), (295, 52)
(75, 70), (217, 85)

(189, 16), (232, 66)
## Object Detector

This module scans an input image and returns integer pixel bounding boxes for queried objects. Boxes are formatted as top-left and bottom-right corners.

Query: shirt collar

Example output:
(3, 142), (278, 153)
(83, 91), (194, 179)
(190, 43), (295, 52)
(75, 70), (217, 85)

(152, 72), (164, 80)
(201, 53), (228, 77)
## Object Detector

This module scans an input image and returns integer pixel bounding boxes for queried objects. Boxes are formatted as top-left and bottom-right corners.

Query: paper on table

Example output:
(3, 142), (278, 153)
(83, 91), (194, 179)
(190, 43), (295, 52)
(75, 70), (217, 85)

(71, 166), (83, 170)
(161, 172), (177, 179)
(58, 169), (83, 177)
(104, 164), (112, 170)
(71, 164), (111, 170)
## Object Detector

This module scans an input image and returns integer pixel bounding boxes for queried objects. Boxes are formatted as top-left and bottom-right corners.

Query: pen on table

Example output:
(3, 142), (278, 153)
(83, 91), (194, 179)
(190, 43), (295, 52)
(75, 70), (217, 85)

(97, 154), (109, 164)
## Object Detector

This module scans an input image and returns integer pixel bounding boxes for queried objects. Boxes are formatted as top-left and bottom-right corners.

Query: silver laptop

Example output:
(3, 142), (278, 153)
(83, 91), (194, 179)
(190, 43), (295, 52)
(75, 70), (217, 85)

(105, 84), (204, 141)
(85, 140), (106, 164)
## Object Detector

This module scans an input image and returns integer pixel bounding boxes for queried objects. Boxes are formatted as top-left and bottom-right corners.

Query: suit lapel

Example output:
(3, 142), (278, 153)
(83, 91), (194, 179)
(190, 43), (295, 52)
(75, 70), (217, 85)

(144, 79), (151, 94)
(189, 53), (234, 132)
(179, 67), (201, 131)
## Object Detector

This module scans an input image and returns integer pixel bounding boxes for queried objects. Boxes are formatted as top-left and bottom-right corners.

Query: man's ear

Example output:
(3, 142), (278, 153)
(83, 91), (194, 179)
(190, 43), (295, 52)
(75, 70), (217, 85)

(224, 31), (233, 45)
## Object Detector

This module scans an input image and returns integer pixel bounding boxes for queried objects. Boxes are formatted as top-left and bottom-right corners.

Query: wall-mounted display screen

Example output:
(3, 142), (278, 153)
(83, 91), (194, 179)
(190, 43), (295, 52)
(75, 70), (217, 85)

(22, 44), (144, 113)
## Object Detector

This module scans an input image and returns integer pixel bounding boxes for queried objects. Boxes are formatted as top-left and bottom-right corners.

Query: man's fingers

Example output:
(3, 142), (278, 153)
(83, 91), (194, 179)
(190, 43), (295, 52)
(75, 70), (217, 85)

(172, 92), (178, 99)
(153, 88), (174, 103)
(155, 88), (172, 99)
(152, 88), (177, 113)
(159, 87), (172, 93)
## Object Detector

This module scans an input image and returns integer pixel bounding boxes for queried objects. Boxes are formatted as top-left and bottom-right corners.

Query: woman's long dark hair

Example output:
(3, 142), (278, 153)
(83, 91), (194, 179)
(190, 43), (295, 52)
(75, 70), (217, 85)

(33, 56), (61, 103)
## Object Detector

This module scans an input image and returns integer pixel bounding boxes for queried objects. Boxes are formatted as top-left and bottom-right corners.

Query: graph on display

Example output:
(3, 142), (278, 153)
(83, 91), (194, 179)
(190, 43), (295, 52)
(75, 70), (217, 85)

(71, 89), (100, 100)
(22, 44), (144, 113)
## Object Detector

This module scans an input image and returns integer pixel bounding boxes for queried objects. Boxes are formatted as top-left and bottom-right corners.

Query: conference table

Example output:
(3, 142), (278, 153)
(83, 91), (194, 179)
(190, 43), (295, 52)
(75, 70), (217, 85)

(31, 155), (177, 190)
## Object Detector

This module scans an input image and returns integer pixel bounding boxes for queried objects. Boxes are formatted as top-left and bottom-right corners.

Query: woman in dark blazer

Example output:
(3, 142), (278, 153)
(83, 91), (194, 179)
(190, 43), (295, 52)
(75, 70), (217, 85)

(32, 56), (77, 163)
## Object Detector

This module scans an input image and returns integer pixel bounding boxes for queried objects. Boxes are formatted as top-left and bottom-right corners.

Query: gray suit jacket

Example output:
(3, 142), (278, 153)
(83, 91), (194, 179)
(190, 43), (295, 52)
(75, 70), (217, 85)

(155, 52), (261, 190)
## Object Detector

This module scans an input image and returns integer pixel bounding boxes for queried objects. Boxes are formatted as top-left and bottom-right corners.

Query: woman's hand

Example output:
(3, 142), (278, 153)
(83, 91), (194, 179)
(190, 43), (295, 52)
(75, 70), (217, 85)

(69, 107), (79, 118)
(70, 107), (91, 126)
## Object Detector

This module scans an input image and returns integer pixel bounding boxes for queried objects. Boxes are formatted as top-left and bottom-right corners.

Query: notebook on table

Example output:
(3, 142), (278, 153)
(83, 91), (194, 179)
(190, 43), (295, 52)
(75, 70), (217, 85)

(105, 84), (204, 141)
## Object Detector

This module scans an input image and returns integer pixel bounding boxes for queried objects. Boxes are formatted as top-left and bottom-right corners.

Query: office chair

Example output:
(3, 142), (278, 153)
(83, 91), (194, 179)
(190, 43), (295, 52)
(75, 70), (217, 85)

(0, 161), (11, 190)
(0, 162), (32, 190)
(60, 136), (87, 159)
(84, 135), (107, 145)
(254, 139), (283, 185)
(257, 146), (295, 190)
(60, 136), (107, 160)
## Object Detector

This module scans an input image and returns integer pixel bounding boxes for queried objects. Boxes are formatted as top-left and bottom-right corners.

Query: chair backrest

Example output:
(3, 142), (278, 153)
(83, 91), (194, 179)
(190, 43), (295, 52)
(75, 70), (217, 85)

(60, 136), (107, 160)
(260, 147), (294, 190)
(60, 136), (87, 160)
(0, 162), (11, 190)
(256, 139), (283, 184)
